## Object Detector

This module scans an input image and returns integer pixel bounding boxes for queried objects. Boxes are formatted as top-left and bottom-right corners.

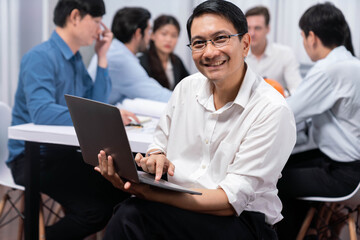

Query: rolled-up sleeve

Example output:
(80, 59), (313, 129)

(219, 104), (296, 216)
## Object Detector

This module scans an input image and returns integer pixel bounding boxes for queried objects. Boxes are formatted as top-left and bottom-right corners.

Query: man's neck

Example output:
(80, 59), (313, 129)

(251, 40), (267, 59)
(55, 27), (80, 54)
(124, 41), (138, 55)
(316, 46), (333, 61)
(212, 65), (247, 110)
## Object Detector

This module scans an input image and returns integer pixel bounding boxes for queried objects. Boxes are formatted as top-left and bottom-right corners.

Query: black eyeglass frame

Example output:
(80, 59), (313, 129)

(187, 32), (246, 51)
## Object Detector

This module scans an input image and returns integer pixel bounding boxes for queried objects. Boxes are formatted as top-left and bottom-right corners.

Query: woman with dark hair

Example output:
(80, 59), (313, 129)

(139, 15), (189, 90)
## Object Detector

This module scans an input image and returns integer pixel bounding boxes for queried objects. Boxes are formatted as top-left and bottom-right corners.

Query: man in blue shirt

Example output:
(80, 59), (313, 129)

(7, 0), (133, 239)
(88, 7), (172, 104)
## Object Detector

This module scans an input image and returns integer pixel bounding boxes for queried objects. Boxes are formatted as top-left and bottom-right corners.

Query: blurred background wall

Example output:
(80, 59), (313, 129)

(1, 0), (359, 107)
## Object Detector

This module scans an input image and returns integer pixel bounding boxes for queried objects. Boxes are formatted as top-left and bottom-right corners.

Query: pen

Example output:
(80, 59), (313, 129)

(126, 123), (143, 128)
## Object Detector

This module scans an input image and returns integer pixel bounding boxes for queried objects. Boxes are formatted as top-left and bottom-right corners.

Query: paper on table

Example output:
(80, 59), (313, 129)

(137, 116), (152, 124)
(117, 98), (167, 118)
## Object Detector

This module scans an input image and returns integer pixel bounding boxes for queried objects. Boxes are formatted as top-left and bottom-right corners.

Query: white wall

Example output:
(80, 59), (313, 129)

(1, 0), (360, 107)
(0, 0), (20, 106)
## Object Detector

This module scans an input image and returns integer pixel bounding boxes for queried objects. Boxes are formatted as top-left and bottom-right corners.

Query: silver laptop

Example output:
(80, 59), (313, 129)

(65, 95), (201, 195)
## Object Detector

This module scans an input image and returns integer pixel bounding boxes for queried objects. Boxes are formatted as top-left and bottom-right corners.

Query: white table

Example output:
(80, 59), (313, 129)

(8, 123), (155, 240)
(8, 123), (154, 153)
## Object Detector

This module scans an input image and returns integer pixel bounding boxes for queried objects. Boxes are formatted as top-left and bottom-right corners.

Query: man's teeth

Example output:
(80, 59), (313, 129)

(209, 61), (224, 66)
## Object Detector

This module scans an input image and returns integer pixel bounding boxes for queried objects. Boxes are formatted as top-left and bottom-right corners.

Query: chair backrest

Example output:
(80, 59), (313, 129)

(0, 101), (23, 190)
(0, 102), (11, 165)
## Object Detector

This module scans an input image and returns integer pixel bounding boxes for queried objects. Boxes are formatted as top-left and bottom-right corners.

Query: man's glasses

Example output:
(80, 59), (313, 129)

(187, 32), (246, 52)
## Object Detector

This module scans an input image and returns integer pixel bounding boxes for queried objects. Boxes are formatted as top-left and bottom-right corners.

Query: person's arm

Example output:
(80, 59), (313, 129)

(96, 104), (295, 216)
(85, 65), (111, 103)
(96, 84), (296, 217)
(147, 88), (296, 217)
(21, 52), (72, 125)
(95, 22), (112, 69)
(143, 187), (235, 216)
(86, 22), (113, 102)
(95, 150), (236, 216)
(218, 104), (296, 216)
(287, 69), (336, 123)
(94, 87), (233, 216)
(108, 51), (172, 104)
(283, 49), (302, 95)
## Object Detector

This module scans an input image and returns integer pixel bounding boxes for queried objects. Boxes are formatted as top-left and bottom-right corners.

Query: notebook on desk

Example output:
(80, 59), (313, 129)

(64, 95), (201, 195)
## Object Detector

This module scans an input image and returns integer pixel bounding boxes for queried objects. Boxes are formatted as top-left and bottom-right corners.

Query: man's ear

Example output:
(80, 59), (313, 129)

(68, 9), (81, 26)
(308, 31), (317, 48)
(134, 28), (142, 41)
(242, 33), (251, 57)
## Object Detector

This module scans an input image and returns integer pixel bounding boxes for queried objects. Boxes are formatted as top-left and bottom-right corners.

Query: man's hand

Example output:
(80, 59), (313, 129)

(95, 150), (165, 199)
(95, 22), (113, 68)
(95, 150), (130, 190)
(134, 152), (175, 181)
(120, 109), (139, 125)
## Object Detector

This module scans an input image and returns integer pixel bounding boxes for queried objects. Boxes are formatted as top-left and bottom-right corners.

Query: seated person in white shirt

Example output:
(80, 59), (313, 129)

(276, 3), (360, 239)
(245, 6), (302, 96)
(95, 1), (296, 239)
(88, 7), (172, 105)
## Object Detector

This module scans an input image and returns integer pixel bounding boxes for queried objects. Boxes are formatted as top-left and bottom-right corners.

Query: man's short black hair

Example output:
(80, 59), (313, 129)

(53, 0), (105, 27)
(245, 6), (270, 26)
(186, 0), (248, 42)
(299, 2), (354, 55)
(111, 7), (151, 44)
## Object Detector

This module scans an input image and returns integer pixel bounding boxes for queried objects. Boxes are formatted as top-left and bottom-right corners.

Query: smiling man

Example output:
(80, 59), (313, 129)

(97, 1), (296, 239)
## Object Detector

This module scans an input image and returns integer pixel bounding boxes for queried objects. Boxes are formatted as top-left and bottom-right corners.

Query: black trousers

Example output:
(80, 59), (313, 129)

(104, 197), (277, 240)
(276, 149), (360, 239)
(9, 144), (129, 240)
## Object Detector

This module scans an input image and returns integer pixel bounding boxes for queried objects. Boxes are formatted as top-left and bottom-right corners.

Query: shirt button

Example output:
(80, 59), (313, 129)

(205, 139), (209, 144)
(202, 165), (206, 169)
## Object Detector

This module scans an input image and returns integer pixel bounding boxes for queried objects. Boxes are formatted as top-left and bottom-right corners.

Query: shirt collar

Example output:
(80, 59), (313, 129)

(196, 63), (256, 112)
(263, 40), (273, 57)
(248, 40), (271, 59)
(112, 38), (139, 61)
(233, 64), (256, 108)
(50, 30), (76, 60)
(314, 46), (349, 68)
(196, 74), (214, 111)
(324, 45), (348, 60)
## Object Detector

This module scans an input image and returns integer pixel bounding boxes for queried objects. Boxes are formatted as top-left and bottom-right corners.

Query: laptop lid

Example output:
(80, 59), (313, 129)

(65, 95), (202, 195)
(65, 94), (140, 183)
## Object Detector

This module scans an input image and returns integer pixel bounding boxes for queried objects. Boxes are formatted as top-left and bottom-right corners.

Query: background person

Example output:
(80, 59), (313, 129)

(277, 3), (360, 239)
(88, 7), (172, 104)
(245, 6), (302, 96)
(7, 0), (133, 239)
(139, 15), (189, 90)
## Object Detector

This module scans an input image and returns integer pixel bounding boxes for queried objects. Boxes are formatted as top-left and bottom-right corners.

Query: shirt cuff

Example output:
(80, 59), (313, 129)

(218, 174), (255, 216)
(97, 66), (109, 77)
